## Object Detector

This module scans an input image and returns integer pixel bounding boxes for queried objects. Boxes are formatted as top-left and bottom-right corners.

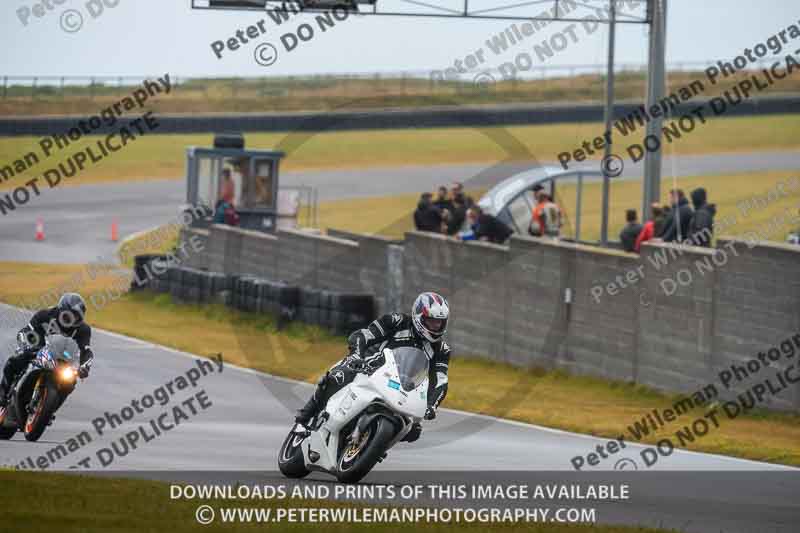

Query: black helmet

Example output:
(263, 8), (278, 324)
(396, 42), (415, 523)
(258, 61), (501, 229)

(57, 293), (87, 328)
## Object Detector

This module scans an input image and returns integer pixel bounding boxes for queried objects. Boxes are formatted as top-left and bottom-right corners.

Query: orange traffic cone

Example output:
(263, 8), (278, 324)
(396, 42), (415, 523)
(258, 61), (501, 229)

(35, 218), (45, 241)
(111, 219), (119, 242)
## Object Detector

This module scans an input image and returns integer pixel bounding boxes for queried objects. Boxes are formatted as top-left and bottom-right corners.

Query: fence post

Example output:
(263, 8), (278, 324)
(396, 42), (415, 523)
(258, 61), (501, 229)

(60, 77), (65, 99)
(2, 77), (7, 99)
(32, 77), (37, 100)
(90, 77), (95, 100)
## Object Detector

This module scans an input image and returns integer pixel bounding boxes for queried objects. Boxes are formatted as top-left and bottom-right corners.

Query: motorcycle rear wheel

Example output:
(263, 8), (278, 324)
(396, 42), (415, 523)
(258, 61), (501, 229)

(278, 430), (311, 479)
(24, 378), (59, 442)
(336, 417), (394, 484)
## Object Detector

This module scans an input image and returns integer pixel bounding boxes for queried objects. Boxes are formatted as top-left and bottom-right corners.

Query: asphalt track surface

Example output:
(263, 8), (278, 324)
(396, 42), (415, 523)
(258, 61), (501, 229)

(0, 304), (796, 533)
(1, 153), (799, 532)
(1, 151), (798, 264)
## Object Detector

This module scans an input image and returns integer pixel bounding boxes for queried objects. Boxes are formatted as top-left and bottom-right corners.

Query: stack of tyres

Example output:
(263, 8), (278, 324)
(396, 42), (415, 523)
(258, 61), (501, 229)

(336, 293), (375, 335)
(299, 290), (376, 335)
(276, 283), (300, 325)
(236, 276), (257, 312)
(319, 290), (337, 332)
(150, 256), (172, 293)
(168, 266), (183, 301)
(131, 254), (168, 291)
(244, 277), (259, 312)
(183, 268), (204, 303)
(231, 275), (251, 311)
(298, 287), (321, 326)
(228, 275), (243, 310)
(258, 279), (285, 316)
(206, 272), (230, 304)
(259, 280), (279, 317)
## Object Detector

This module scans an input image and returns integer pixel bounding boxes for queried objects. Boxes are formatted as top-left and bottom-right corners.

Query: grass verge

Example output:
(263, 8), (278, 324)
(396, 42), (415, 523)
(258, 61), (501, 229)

(1, 114), (798, 190)
(4, 69), (799, 116)
(1, 262), (799, 467)
(310, 170), (800, 242)
(117, 224), (181, 268)
(0, 470), (674, 533)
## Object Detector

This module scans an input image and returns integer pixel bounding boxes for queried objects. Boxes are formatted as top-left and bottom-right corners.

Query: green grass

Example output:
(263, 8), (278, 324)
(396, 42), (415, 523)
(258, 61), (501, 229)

(0, 470), (676, 533)
(2, 114), (799, 191)
(3, 69), (799, 116)
(117, 224), (181, 268)
(1, 262), (800, 467)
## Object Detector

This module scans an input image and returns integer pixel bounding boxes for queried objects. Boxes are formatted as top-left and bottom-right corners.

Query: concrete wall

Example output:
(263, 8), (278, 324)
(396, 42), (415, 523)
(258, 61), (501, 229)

(180, 227), (210, 271)
(711, 238), (800, 410)
(399, 232), (800, 410)
(180, 225), (800, 411)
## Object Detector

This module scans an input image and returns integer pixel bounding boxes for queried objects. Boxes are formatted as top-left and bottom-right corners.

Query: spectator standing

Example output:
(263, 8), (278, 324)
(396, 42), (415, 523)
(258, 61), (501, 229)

(635, 205), (663, 252)
(219, 169), (235, 205)
(446, 182), (473, 235)
(529, 190), (547, 237)
(530, 191), (562, 238)
(460, 206), (513, 244)
(414, 193), (444, 233)
(540, 194), (563, 238)
(687, 187), (716, 247)
(446, 194), (468, 235)
(451, 182), (474, 209)
(661, 189), (693, 242)
(433, 186), (452, 212)
(213, 187), (239, 226)
(619, 209), (643, 253)
(654, 203), (670, 237)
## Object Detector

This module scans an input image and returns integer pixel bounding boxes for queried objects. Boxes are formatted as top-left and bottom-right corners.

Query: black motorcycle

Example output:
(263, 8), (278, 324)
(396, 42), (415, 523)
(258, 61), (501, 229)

(0, 337), (81, 441)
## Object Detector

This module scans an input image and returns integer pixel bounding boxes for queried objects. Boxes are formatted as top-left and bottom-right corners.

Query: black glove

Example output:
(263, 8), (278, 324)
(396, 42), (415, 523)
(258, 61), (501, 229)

(345, 354), (364, 371)
(78, 359), (92, 379)
(347, 334), (365, 358)
(424, 406), (437, 421)
(15, 330), (38, 355)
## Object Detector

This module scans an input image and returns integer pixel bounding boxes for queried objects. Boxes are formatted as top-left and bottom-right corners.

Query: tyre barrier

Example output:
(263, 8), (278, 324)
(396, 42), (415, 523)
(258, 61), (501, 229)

(131, 254), (174, 292)
(134, 257), (374, 335)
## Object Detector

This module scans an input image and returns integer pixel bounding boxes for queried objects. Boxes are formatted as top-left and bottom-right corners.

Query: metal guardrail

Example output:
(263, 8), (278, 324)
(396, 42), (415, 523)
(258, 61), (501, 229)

(1, 96), (798, 137)
(0, 58), (789, 98)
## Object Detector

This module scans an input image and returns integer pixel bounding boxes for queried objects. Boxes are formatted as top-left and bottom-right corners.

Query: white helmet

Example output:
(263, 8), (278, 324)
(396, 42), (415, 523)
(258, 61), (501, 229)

(411, 292), (450, 343)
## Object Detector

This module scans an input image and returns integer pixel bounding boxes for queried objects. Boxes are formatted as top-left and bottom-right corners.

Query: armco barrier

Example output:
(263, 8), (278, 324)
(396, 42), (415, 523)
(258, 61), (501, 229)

(4, 96), (799, 136)
(168, 224), (800, 411)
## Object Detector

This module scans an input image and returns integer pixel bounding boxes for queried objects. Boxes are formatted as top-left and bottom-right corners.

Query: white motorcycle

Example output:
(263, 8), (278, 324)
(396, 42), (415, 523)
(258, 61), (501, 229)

(278, 346), (430, 484)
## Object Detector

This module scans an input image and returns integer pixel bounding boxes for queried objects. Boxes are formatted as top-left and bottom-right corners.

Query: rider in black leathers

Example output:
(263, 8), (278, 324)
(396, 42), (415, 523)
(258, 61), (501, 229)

(295, 292), (452, 442)
(0, 293), (94, 407)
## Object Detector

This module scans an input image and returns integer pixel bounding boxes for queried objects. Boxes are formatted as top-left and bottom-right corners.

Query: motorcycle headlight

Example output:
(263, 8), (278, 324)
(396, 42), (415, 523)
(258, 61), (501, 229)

(59, 367), (76, 382)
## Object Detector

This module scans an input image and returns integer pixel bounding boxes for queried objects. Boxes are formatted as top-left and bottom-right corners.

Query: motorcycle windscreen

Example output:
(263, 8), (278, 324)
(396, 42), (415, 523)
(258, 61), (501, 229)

(43, 336), (81, 368)
(392, 347), (429, 392)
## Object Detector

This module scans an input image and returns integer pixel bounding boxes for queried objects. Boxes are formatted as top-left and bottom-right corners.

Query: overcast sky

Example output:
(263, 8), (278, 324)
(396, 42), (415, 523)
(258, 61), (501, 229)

(1, 0), (797, 78)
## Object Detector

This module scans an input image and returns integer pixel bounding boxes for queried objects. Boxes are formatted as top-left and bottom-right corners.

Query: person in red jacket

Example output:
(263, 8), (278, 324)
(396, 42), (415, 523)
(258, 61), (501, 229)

(635, 205), (664, 252)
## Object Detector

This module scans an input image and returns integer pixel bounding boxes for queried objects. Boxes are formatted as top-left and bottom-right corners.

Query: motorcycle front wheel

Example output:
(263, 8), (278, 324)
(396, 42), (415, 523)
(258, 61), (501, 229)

(24, 377), (60, 442)
(278, 429), (311, 479)
(336, 417), (394, 484)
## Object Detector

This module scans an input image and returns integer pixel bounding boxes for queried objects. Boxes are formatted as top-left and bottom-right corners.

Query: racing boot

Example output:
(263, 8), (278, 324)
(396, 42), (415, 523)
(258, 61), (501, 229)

(294, 375), (328, 428)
